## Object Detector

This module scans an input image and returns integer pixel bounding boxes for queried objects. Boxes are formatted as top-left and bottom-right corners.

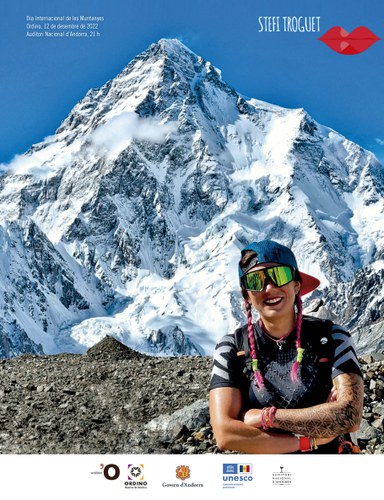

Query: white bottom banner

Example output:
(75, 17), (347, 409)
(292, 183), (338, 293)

(0, 453), (381, 498)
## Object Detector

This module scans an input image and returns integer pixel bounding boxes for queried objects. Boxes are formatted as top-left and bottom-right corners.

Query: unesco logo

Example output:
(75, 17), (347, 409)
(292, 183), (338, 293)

(222, 463), (253, 488)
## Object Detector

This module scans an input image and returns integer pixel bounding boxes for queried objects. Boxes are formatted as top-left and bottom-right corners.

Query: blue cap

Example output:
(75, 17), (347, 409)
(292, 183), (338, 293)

(238, 240), (320, 295)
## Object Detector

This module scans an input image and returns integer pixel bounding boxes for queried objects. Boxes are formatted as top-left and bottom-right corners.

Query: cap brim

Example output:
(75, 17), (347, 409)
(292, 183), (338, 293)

(299, 272), (320, 295)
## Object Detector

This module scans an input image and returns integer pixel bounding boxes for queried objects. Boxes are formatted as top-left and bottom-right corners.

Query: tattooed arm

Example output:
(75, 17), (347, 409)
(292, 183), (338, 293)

(210, 387), (336, 453)
(210, 387), (302, 453)
(243, 373), (364, 437)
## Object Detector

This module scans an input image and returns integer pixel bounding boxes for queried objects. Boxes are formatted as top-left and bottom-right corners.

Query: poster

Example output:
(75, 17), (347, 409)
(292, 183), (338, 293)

(0, 0), (383, 497)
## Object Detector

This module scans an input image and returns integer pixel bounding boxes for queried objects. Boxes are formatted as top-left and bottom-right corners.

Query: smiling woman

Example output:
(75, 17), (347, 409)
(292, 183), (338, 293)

(209, 240), (364, 454)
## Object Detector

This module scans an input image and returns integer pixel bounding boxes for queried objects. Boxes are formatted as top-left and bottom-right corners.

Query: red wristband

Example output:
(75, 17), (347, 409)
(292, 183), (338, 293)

(299, 436), (312, 452)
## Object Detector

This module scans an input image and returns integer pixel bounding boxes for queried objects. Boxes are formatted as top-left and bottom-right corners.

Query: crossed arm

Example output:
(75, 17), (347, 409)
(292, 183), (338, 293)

(209, 373), (363, 454)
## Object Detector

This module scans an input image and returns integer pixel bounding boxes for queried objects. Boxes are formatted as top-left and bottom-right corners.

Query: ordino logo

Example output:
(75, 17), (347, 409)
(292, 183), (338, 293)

(125, 464), (147, 489)
(319, 26), (380, 54)
(101, 463), (148, 489)
(222, 463), (253, 488)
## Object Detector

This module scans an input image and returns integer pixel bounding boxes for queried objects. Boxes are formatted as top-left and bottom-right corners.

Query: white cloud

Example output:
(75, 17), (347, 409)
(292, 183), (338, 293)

(0, 139), (63, 176)
(375, 138), (384, 146)
(90, 112), (178, 157)
(0, 113), (179, 175)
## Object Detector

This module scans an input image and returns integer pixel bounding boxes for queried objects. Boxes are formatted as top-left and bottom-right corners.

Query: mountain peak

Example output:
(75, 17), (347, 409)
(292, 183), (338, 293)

(154, 37), (197, 55)
(0, 39), (382, 360)
(52, 37), (225, 141)
(127, 37), (202, 77)
(142, 38), (221, 85)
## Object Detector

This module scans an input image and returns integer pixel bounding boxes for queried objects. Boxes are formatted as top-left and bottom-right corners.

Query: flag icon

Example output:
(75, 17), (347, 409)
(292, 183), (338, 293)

(239, 464), (252, 473)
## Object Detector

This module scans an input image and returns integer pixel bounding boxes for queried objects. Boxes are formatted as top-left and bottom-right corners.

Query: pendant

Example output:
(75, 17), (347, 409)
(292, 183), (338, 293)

(277, 340), (285, 350)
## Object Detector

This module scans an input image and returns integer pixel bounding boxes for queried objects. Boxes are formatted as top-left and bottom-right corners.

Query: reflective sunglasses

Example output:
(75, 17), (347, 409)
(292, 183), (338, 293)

(242, 265), (294, 292)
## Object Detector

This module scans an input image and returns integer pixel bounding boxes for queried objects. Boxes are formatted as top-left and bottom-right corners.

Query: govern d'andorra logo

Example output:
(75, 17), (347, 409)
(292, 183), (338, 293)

(162, 465), (204, 488)
(222, 463), (254, 488)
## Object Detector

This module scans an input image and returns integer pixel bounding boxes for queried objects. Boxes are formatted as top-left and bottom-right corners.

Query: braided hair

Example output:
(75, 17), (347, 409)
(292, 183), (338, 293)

(244, 298), (264, 389)
(240, 252), (305, 388)
(290, 292), (304, 382)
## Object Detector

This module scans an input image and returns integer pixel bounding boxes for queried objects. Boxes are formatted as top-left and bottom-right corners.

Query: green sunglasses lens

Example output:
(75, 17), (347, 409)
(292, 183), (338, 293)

(243, 271), (264, 291)
(266, 266), (294, 287)
(243, 266), (294, 291)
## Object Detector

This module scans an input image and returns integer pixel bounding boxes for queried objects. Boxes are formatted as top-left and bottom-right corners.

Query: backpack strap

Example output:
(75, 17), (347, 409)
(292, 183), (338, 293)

(303, 316), (334, 363)
(235, 324), (253, 377)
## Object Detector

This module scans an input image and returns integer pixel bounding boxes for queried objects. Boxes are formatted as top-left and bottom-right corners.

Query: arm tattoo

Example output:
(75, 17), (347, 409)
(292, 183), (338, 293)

(273, 373), (364, 437)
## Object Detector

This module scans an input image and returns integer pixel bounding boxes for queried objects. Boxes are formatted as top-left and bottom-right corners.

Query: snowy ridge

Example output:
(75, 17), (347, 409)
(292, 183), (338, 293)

(0, 39), (383, 358)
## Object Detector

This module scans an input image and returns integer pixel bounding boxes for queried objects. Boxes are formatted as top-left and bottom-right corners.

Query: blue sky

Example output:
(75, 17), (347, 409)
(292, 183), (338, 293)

(1, 0), (383, 164)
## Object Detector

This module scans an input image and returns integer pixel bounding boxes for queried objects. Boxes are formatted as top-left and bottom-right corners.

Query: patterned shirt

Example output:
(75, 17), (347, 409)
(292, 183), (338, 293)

(209, 316), (362, 410)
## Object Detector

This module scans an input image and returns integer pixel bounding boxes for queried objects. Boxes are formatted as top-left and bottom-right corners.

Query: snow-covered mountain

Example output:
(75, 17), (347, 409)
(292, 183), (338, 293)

(0, 38), (383, 358)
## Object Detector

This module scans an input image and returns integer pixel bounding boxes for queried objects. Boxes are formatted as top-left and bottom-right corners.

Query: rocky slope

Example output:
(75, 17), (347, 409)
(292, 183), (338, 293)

(0, 336), (382, 455)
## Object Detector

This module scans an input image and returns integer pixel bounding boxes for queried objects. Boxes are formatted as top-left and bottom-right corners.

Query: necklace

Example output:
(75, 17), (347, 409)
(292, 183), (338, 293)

(259, 321), (290, 350)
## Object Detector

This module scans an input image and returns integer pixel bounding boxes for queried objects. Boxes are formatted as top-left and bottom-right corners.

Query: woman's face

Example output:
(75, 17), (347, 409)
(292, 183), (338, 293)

(245, 262), (301, 323)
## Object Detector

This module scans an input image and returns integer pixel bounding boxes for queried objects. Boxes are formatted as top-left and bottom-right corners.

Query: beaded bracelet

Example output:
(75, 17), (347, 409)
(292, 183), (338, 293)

(261, 406), (277, 430)
(269, 406), (277, 427)
(261, 407), (268, 429)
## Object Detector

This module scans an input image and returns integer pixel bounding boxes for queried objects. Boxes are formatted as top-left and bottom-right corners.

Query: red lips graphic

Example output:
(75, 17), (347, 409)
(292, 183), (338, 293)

(319, 26), (380, 55)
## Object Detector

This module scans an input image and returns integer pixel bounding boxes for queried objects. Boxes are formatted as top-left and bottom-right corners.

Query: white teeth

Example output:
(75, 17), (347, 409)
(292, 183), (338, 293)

(265, 297), (282, 304)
